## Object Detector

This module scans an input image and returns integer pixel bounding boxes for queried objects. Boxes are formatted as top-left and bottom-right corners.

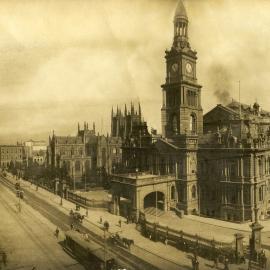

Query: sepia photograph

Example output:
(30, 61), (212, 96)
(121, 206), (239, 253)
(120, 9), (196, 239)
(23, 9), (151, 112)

(0, 0), (270, 269)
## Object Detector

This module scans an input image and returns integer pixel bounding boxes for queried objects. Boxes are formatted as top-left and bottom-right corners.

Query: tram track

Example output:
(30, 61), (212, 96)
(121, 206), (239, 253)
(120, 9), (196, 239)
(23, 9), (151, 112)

(0, 176), (160, 270)
(0, 184), (72, 270)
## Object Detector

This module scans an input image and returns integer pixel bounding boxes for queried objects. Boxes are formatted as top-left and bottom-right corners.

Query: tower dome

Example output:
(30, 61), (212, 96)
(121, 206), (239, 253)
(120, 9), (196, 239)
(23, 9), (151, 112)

(174, 0), (188, 21)
(173, 0), (189, 49)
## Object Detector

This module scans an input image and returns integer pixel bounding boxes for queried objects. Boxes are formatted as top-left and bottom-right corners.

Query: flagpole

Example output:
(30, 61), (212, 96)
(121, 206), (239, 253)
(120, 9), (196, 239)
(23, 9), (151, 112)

(239, 80), (242, 140)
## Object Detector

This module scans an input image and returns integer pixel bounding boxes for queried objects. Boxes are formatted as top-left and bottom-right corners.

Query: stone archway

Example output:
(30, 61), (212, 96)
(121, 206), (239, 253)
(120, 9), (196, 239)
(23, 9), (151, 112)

(144, 191), (165, 210)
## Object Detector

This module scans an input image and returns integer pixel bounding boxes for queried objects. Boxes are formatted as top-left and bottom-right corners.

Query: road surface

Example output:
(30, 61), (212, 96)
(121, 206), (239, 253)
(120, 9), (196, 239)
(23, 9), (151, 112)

(0, 176), (162, 270)
(0, 181), (84, 270)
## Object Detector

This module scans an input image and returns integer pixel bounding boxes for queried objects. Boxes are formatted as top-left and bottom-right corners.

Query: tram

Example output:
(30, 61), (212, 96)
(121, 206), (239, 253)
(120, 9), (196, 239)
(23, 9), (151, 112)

(64, 230), (116, 270)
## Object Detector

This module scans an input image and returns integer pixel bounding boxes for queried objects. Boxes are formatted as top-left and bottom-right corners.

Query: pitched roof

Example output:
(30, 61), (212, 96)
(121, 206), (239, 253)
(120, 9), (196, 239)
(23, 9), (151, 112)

(54, 136), (83, 144)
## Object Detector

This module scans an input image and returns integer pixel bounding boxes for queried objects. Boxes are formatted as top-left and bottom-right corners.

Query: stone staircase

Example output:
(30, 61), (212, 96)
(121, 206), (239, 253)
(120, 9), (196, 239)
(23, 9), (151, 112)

(144, 207), (164, 217)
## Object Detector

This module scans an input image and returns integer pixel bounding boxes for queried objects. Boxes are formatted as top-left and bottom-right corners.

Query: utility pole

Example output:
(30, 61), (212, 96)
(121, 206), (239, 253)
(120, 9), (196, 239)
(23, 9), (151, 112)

(239, 80), (242, 141)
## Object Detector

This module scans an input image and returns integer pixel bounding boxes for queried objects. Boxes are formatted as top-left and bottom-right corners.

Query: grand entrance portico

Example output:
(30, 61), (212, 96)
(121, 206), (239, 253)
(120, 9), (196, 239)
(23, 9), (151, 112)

(110, 172), (177, 220)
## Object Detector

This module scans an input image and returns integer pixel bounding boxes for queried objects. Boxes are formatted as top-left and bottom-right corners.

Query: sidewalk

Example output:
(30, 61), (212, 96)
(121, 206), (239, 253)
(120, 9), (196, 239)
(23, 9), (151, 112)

(185, 214), (270, 233)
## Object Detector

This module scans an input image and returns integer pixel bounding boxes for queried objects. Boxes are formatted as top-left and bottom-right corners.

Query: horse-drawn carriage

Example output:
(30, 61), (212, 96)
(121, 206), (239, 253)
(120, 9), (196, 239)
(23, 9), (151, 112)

(109, 233), (134, 250)
(69, 209), (85, 223)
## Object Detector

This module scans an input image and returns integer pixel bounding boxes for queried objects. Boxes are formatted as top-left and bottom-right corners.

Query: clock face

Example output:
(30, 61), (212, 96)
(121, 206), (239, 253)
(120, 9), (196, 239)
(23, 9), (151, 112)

(186, 62), (193, 74)
(171, 63), (179, 73)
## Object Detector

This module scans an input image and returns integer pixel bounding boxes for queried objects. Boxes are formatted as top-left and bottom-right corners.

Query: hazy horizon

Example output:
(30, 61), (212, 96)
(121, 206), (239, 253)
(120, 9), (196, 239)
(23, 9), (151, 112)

(1, 0), (270, 144)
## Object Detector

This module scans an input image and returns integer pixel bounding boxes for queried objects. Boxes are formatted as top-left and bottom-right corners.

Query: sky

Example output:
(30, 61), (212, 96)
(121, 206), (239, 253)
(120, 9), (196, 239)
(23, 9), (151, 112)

(1, 0), (270, 143)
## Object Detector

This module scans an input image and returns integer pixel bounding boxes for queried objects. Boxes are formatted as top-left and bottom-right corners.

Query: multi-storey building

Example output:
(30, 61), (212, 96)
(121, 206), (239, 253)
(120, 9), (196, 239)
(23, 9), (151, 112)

(47, 121), (123, 186)
(0, 144), (25, 168)
(47, 124), (92, 185)
(199, 101), (270, 222)
(111, 0), (270, 223)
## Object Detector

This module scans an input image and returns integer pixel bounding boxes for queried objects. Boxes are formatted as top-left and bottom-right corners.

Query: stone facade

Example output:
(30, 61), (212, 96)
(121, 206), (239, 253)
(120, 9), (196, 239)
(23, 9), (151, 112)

(47, 130), (91, 185)
(110, 173), (177, 220)
(198, 101), (270, 222)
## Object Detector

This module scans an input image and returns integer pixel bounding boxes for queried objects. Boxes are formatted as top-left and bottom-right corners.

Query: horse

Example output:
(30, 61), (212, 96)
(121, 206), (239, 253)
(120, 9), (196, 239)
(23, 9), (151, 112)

(122, 238), (134, 249)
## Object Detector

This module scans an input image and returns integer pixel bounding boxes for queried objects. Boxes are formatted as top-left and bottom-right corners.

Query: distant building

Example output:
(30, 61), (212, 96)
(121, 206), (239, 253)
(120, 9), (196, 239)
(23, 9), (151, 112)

(110, 102), (151, 173)
(24, 140), (47, 158)
(32, 152), (46, 166)
(24, 140), (47, 166)
(47, 128), (92, 186)
(0, 143), (25, 168)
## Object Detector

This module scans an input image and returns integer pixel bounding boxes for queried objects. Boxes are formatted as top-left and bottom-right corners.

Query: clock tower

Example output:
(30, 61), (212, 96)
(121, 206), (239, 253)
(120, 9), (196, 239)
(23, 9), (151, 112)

(161, 0), (203, 139)
(160, 0), (203, 214)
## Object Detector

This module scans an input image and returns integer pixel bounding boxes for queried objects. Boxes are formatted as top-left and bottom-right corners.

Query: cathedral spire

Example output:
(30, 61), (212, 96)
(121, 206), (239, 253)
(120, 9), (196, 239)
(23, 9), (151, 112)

(173, 0), (189, 49)
(131, 101), (134, 115)
(138, 102), (142, 118)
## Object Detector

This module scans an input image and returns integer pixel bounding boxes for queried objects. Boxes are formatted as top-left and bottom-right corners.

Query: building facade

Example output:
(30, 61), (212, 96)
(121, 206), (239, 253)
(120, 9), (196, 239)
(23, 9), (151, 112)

(47, 125), (92, 186)
(47, 121), (123, 187)
(0, 144), (25, 168)
(25, 140), (47, 166)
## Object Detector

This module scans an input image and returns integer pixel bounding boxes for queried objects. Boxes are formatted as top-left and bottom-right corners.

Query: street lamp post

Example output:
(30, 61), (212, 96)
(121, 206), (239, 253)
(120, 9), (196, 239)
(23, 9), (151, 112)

(155, 186), (157, 223)
(72, 166), (75, 191)
(84, 168), (86, 192)
(60, 180), (63, 206)
(103, 221), (110, 270)
(18, 178), (21, 212)
(104, 228), (106, 270)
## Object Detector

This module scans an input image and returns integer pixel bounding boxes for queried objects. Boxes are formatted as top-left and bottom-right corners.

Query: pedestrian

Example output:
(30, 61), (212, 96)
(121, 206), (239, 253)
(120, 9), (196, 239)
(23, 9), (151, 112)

(2, 252), (7, 266)
(191, 256), (195, 270)
(70, 223), (74, 230)
(212, 256), (218, 268)
(55, 227), (59, 239)
(100, 216), (102, 224)
(119, 219), (121, 228)
(164, 238), (168, 245)
(195, 258), (199, 270)
(224, 257), (229, 270)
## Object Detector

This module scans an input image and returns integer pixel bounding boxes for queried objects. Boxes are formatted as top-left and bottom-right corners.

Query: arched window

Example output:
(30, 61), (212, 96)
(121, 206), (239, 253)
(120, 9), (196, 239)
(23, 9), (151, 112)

(259, 186), (264, 201)
(259, 158), (263, 177)
(75, 160), (80, 172)
(190, 114), (197, 134)
(191, 185), (196, 199)
(172, 115), (178, 134)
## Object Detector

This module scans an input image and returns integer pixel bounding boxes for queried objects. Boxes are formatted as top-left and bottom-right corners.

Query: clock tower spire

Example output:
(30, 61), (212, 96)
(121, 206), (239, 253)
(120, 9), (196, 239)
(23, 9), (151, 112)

(173, 0), (189, 50)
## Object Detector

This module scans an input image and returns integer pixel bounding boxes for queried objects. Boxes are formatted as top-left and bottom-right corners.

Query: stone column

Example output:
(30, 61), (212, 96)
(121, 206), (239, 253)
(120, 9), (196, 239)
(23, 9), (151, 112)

(241, 185), (245, 222)
(235, 233), (245, 261)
